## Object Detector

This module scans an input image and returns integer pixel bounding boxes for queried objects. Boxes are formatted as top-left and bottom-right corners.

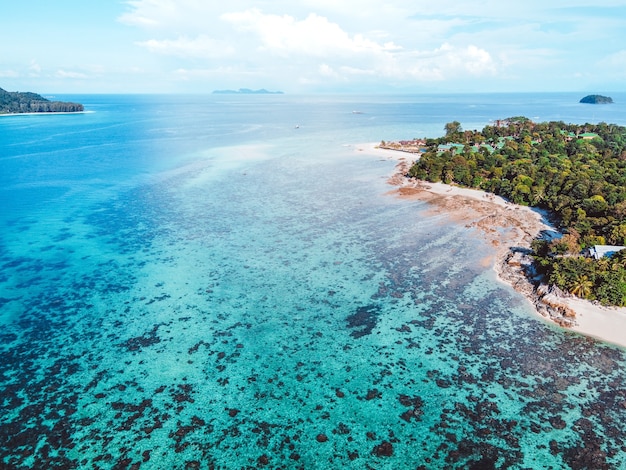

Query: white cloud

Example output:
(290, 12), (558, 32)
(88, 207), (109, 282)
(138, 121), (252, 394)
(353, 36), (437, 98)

(0, 70), (19, 78)
(117, 3), (500, 89)
(113, 0), (625, 92)
(287, 42), (496, 89)
(602, 50), (626, 67)
(118, 0), (229, 31)
(373, 43), (496, 82)
(29, 60), (42, 75)
(439, 43), (496, 76)
(55, 70), (89, 79)
(137, 35), (235, 59)
(118, 0), (176, 27)
(221, 9), (401, 57)
(596, 50), (626, 78)
(118, 12), (159, 27)
(318, 64), (338, 78)
(173, 67), (247, 79)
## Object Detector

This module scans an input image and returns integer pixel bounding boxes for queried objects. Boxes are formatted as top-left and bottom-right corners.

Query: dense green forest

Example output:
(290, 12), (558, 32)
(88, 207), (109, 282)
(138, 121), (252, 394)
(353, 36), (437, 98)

(404, 117), (626, 306)
(0, 87), (83, 114)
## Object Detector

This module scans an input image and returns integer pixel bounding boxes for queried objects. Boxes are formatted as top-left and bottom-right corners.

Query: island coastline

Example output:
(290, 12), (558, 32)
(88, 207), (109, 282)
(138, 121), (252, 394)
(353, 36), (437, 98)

(0, 110), (90, 117)
(0, 87), (84, 114)
(357, 142), (626, 349)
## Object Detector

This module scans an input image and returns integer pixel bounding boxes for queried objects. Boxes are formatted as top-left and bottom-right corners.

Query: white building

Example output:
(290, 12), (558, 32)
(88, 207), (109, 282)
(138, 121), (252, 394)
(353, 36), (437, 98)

(586, 245), (626, 260)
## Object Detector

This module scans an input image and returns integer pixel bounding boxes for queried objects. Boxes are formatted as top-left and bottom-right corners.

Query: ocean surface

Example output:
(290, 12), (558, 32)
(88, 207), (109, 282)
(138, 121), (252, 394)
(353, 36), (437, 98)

(2, 93), (626, 469)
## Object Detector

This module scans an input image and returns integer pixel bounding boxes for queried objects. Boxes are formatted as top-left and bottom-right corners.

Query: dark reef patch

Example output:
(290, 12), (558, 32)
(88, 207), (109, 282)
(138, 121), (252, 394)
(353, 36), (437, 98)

(120, 324), (162, 351)
(346, 305), (381, 338)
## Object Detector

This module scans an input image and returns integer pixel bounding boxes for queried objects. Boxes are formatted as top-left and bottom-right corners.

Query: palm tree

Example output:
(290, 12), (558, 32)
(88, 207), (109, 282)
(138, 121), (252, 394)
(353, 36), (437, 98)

(530, 185), (546, 206)
(444, 121), (463, 140)
(570, 274), (594, 299)
(596, 257), (610, 272)
(549, 266), (567, 288)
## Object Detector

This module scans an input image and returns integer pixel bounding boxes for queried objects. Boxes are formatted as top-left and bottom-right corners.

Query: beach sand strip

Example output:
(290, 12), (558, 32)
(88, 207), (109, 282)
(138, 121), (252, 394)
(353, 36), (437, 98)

(356, 142), (626, 349)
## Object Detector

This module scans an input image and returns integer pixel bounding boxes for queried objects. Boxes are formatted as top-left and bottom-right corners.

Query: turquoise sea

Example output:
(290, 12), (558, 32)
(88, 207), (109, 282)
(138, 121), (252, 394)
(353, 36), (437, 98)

(2, 93), (626, 469)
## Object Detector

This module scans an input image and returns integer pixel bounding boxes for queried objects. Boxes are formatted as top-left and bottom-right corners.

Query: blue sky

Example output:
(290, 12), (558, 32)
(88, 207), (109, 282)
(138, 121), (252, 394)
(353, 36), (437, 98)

(2, 0), (626, 94)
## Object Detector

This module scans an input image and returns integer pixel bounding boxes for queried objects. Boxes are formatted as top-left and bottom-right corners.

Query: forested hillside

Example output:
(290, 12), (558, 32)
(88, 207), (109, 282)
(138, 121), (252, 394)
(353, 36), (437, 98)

(405, 117), (626, 305)
(0, 87), (83, 114)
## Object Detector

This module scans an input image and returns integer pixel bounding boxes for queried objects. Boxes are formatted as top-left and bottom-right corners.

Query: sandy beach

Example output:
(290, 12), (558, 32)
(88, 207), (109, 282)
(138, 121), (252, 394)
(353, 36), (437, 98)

(357, 142), (626, 349)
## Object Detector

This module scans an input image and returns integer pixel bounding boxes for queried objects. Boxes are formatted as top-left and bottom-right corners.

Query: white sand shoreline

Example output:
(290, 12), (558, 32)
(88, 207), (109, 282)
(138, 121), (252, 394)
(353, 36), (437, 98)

(356, 142), (626, 349)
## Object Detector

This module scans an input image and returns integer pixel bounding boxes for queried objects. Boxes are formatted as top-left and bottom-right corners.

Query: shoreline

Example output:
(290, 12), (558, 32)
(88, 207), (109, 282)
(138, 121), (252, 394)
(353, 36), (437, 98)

(0, 110), (91, 117)
(356, 142), (626, 349)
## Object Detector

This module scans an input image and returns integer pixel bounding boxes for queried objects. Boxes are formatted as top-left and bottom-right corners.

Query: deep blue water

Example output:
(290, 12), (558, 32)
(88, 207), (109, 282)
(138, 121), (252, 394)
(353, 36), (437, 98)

(1, 93), (626, 469)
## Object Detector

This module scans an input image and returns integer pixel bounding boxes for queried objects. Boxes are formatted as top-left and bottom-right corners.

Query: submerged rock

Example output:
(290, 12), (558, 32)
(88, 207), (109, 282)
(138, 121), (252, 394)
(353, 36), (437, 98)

(346, 305), (381, 338)
(373, 441), (394, 457)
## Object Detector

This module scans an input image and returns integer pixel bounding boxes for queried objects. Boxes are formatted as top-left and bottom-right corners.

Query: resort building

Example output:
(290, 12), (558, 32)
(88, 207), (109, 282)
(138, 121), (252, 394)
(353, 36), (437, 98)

(585, 245), (626, 260)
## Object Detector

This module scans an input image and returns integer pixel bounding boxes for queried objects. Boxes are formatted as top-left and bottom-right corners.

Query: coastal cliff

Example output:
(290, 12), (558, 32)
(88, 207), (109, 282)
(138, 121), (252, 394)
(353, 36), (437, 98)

(0, 87), (84, 114)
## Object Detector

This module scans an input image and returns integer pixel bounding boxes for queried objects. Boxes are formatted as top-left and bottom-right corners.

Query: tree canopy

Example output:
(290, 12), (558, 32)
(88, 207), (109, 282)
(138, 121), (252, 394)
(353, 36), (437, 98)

(580, 95), (613, 104)
(406, 117), (626, 305)
(0, 87), (83, 114)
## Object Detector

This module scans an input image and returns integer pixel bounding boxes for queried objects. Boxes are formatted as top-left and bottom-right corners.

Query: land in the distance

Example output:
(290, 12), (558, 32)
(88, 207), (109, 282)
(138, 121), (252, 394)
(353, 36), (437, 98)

(580, 94), (613, 104)
(376, 116), (626, 346)
(0, 87), (84, 114)
(212, 88), (284, 95)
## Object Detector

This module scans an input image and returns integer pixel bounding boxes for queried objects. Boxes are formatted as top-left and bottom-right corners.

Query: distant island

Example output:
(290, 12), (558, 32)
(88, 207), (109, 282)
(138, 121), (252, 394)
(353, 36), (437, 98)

(0, 87), (83, 114)
(579, 94), (613, 104)
(212, 88), (284, 95)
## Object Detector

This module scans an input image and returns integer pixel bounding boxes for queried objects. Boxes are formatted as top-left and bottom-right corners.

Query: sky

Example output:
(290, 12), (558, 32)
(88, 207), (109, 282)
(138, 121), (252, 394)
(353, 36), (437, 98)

(2, 0), (626, 94)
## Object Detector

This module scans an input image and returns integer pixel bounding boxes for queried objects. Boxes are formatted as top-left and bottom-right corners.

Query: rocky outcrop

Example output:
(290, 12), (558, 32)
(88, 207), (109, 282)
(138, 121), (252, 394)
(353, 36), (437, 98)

(535, 284), (577, 326)
(499, 251), (577, 327)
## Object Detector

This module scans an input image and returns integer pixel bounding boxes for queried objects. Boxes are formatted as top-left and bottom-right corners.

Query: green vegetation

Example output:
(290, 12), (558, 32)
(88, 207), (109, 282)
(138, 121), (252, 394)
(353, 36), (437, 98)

(580, 94), (613, 104)
(0, 87), (83, 114)
(406, 117), (626, 305)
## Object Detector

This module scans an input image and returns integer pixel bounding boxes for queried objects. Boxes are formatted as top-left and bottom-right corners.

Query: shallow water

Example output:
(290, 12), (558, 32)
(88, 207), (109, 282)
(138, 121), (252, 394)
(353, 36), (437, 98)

(1, 94), (626, 469)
